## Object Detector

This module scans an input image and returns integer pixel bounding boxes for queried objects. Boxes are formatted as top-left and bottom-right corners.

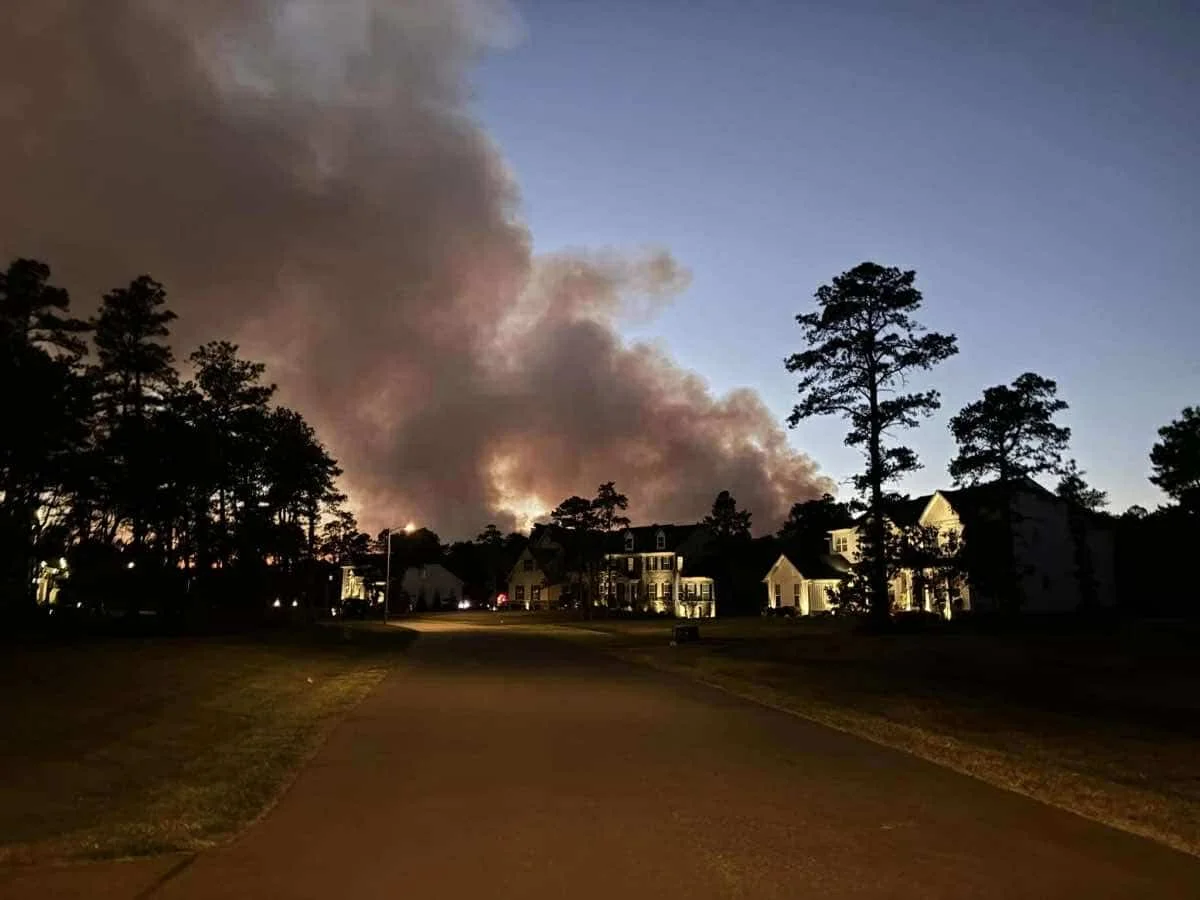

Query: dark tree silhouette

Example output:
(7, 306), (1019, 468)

(949, 373), (1070, 486)
(786, 262), (957, 621)
(90, 276), (178, 550)
(703, 490), (752, 540)
(1056, 459), (1107, 512)
(0, 260), (92, 609)
(591, 481), (630, 534)
(1149, 407), (1200, 515)
(949, 372), (1071, 612)
(1056, 459), (1108, 611)
(1, 257), (348, 622)
(777, 493), (853, 549)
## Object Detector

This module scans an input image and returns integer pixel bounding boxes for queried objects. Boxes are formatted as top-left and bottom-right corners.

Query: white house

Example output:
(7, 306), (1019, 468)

(401, 563), (465, 610)
(761, 552), (850, 614)
(825, 479), (1117, 616)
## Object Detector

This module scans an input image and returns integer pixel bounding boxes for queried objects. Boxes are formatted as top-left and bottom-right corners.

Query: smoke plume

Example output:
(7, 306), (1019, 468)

(0, 1), (832, 537)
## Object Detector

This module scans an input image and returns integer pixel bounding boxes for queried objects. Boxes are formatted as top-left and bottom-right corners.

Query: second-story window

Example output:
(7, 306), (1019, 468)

(626, 557), (634, 573)
(663, 555), (674, 570)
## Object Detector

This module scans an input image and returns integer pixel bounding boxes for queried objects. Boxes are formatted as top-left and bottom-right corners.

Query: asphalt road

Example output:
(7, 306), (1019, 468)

(9, 622), (1200, 898)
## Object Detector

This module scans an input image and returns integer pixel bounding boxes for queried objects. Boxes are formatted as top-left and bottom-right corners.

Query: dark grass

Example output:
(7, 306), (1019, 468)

(0, 623), (415, 865)
(571, 615), (1200, 856)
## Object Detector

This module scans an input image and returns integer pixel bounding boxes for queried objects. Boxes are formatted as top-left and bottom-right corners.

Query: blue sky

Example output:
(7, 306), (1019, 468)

(471, 0), (1199, 513)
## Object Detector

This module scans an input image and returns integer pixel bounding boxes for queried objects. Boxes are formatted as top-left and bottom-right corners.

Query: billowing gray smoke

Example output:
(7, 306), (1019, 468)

(0, 0), (832, 536)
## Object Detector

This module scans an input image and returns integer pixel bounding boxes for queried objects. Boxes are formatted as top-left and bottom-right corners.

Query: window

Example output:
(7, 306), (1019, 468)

(833, 535), (849, 554)
(663, 584), (672, 602)
(515, 585), (525, 602)
(531, 585), (541, 605)
(793, 583), (800, 604)
(774, 583), (781, 605)
(656, 530), (666, 550)
(624, 532), (634, 552)
(523, 557), (533, 572)
(648, 556), (657, 571)
(627, 557), (634, 573)
(701, 583), (711, 600)
(663, 555), (674, 570)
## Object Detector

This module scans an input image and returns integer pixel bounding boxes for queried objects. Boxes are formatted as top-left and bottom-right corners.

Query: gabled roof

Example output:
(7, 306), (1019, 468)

(509, 545), (567, 585)
(605, 523), (711, 554)
(931, 477), (1060, 525)
(847, 494), (936, 528)
(763, 551), (850, 582)
(404, 563), (464, 584)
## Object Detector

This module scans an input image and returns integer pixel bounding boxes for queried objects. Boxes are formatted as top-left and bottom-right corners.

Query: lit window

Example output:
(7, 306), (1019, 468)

(627, 557), (634, 572)
(515, 585), (525, 602)
(656, 530), (666, 550)
(833, 535), (849, 554)
(531, 585), (541, 605)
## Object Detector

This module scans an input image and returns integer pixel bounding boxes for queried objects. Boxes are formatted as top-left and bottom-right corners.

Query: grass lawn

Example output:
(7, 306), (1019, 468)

(0, 624), (414, 865)
(569, 616), (1200, 857)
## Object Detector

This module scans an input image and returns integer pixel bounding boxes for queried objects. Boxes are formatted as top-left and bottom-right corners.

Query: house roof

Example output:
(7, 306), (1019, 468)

(605, 523), (710, 554)
(403, 563), (464, 584)
(851, 494), (936, 528)
(509, 546), (567, 586)
(764, 550), (850, 582)
(933, 477), (1062, 525)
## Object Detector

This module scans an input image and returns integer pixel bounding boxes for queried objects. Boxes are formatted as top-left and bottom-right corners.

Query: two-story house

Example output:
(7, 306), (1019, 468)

(824, 479), (1117, 616)
(399, 563), (465, 610)
(505, 545), (565, 610)
(600, 524), (717, 618)
(826, 494), (933, 611)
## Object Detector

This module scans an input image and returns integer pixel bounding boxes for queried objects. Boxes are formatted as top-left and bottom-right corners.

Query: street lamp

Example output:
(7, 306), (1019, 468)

(383, 523), (416, 625)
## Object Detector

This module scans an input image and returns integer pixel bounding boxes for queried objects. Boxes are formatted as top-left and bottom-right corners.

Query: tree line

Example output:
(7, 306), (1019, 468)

(1, 258), (346, 619)
(785, 261), (1200, 620)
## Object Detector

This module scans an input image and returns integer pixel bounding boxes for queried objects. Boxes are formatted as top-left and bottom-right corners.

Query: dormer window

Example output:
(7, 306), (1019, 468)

(655, 529), (666, 551)
(624, 531), (634, 552)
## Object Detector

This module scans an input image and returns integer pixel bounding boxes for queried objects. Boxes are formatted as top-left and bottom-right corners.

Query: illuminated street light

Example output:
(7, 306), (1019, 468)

(384, 523), (416, 625)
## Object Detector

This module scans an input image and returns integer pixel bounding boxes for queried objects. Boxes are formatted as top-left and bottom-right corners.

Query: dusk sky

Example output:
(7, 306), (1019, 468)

(2, 1), (1197, 536)
(473, 0), (1199, 514)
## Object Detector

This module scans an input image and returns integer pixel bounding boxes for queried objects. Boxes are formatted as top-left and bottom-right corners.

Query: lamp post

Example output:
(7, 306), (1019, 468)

(384, 529), (392, 625)
(383, 522), (416, 625)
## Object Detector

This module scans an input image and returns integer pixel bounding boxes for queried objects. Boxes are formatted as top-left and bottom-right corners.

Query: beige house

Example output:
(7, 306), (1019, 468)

(826, 480), (1116, 616)
(761, 552), (849, 614)
(600, 524), (717, 618)
(506, 546), (564, 610)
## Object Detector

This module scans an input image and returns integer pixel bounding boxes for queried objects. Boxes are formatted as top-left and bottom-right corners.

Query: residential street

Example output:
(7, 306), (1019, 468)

(6, 621), (1200, 899)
